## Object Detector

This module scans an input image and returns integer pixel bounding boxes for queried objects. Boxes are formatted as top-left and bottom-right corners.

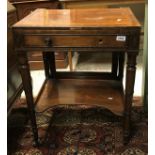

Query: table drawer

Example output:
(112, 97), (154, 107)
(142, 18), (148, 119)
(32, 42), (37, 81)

(24, 35), (127, 48)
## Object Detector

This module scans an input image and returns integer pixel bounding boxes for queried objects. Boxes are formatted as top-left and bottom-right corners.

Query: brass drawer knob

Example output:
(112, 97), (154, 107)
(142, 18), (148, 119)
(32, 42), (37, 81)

(44, 37), (52, 46)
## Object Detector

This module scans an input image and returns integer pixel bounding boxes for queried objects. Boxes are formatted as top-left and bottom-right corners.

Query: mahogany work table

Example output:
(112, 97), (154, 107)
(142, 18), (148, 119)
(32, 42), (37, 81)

(13, 8), (141, 145)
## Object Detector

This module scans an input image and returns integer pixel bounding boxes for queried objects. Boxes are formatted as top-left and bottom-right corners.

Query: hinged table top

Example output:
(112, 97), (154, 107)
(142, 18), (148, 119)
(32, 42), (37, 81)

(13, 8), (141, 29)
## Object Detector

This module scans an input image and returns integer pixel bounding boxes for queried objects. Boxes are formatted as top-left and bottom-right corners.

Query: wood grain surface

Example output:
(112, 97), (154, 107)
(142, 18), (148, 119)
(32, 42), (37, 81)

(13, 8), (141, 28)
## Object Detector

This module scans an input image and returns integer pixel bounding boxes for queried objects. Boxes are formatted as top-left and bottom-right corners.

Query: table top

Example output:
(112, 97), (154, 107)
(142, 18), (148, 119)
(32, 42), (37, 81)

(13, 8), (141, 29)
(58, 0), (145, 4)
(8, 0), (53, 4)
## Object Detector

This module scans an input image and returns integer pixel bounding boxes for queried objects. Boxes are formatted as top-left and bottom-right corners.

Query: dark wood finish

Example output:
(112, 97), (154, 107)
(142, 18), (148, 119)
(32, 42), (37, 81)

(17, 52), (39, 146)
(124, 52), (138, 143)
(55, 72), (117, 79)
(13, 8), (141, 145)
(42, 52), (50, 78)
(7, 9), (18, 68)
(24, 35), (126, 48)
(118, 53), (125, 80)
(7, 5), (23, 114)
(112, 52), (118, 77)
(48, 52), (56, 78)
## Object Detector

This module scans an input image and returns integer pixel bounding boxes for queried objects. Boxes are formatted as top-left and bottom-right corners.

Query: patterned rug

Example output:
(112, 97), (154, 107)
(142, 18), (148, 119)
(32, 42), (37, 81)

(8, 106), (147, 155)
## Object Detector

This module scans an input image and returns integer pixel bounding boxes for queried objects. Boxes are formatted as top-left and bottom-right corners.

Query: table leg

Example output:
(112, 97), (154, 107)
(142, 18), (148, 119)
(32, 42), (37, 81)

(118, 53), (125, 81)
(112, 53), (119, 78)
(48, 52), (56, 79)
(124, 52), (138, 144)
(42, 52), (50, 79)
(17, 52), (39, 146)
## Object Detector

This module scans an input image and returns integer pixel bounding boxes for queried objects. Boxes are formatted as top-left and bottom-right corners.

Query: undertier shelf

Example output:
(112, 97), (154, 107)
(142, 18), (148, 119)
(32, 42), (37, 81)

(35, 79), (124, 115)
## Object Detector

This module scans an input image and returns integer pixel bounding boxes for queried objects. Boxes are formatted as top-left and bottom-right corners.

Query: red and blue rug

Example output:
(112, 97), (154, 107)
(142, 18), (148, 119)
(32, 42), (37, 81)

(8, 106), (147, 155)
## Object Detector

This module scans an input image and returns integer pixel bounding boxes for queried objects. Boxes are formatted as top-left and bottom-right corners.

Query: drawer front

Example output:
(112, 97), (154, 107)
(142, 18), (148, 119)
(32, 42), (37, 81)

(24, 35), (127, 48)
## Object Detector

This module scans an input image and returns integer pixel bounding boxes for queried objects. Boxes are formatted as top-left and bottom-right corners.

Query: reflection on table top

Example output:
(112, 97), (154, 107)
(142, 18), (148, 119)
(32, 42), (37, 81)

(13, 8), (141, 28)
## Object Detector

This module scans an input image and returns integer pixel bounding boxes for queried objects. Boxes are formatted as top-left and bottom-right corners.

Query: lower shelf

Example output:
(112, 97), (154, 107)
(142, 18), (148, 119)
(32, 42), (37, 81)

(35, 79), (124, 115)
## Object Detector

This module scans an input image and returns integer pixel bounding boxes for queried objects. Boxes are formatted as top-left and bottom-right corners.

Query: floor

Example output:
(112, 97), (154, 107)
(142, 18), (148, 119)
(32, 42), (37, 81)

(8, 106), (148, 155)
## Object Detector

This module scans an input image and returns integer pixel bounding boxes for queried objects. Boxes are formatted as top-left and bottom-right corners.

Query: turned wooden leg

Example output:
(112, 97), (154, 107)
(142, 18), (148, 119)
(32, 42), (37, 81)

(42, 52), (50, 79)
(18, 52), (39, 146)
(118, 52), (125, 81)
(124, 52), (138, 144)
(48, 52), (56, 79)
(112, 52), (119, 79)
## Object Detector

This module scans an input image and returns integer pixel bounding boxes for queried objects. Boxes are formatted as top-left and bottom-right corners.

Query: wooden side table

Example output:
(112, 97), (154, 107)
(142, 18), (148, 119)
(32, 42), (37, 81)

(13, 8), (141, 145)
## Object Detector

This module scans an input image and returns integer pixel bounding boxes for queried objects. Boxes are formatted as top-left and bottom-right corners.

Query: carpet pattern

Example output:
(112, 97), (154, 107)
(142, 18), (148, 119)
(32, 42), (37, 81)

(8, 106), (147, 155)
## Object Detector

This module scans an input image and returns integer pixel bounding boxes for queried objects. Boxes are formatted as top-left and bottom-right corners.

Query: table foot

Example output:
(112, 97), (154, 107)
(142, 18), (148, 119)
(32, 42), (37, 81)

(123, 131), (130, 145)
(32, 138), (42, 147)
